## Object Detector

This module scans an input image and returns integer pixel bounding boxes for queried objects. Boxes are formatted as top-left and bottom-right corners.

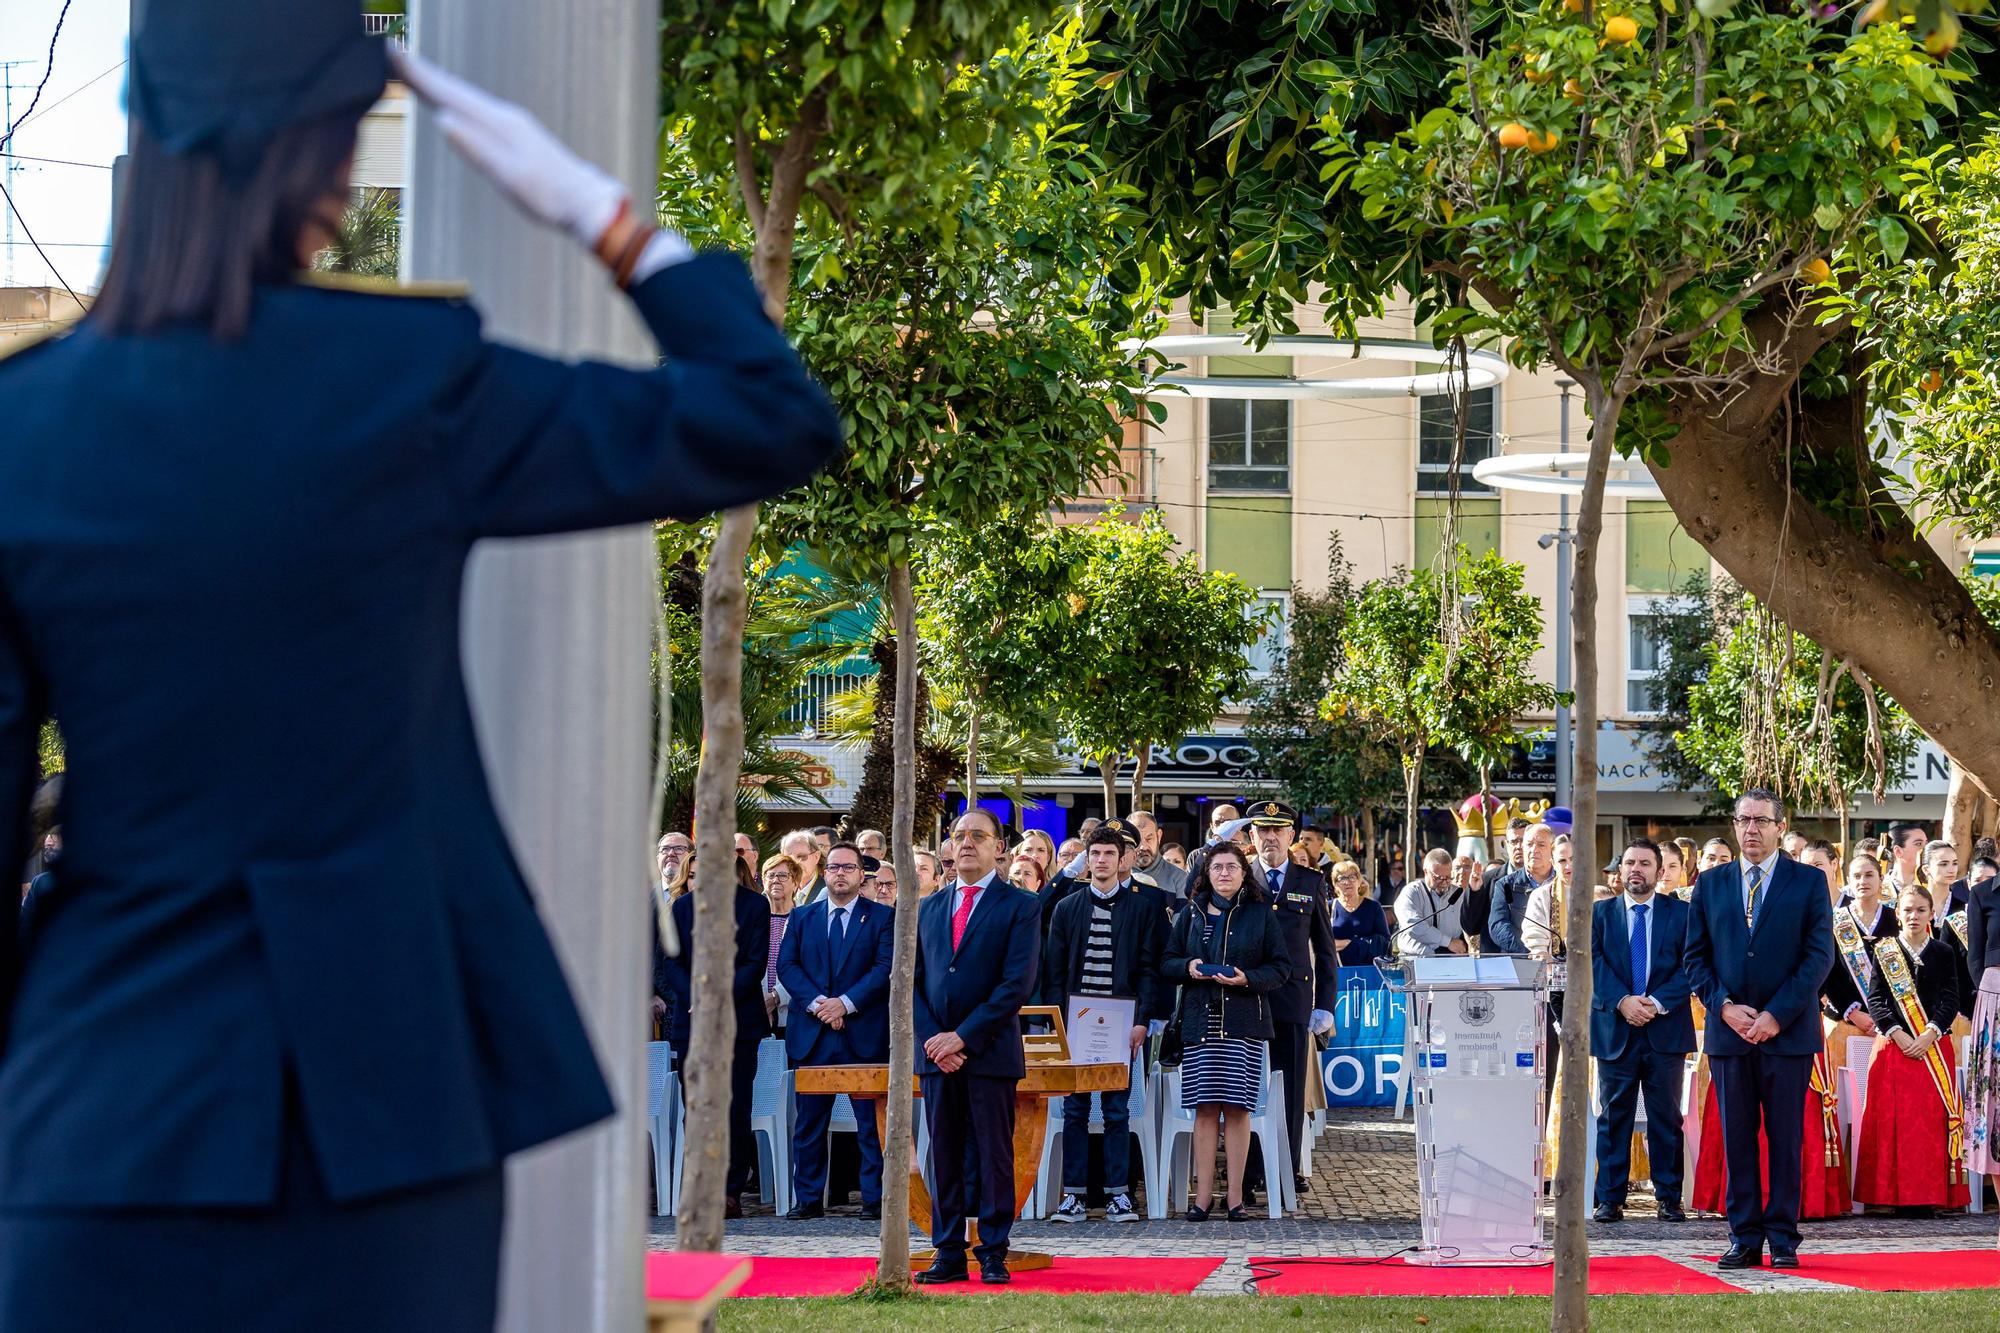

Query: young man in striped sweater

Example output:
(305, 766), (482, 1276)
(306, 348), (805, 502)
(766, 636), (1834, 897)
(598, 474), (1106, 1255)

(1044, 823), (1165, 1222)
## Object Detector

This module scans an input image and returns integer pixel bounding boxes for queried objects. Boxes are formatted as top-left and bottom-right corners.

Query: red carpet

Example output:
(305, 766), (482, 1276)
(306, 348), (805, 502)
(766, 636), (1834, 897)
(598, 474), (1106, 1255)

(695, 1254), (1223, 1297)
(1695, 1250), (2000, 1291)
(1250, 1254), (1736, 1296)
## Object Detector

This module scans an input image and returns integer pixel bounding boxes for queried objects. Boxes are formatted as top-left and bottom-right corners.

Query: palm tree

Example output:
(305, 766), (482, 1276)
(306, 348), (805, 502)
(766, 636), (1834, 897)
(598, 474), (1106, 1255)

(314, 189), (400, 278)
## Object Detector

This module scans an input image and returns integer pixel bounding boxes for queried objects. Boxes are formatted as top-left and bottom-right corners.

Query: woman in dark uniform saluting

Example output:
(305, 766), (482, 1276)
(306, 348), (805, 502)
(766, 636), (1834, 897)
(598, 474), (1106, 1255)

(0, 5), (840, 1330)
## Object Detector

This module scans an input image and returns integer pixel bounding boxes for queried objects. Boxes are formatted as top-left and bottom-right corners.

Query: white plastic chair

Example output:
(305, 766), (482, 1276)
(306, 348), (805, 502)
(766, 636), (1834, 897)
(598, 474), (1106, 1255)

(1159, 1048), (1293, 1218)
(1032, 1051), (1162, 1218)
(1837, 1063), (1866, 1215)
(750, 1037), (793, 1215)
(646, 1041), (679, 1218)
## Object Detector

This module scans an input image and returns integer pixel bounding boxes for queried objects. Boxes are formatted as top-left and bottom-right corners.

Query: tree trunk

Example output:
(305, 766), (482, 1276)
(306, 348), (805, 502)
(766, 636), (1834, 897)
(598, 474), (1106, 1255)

(1130, 746), (1151, 813)
(964, 703), (980, 819)
(876, 562), (922, 1286)
(1401, 749), (1425, 887)
(1551, 388), (1622, 1333)
(1945, 760), (1998, 858)
(1650, 332), (2000, 803)
(850, 628), (915, 835)
(676, 505), (757, 1254)
(1102, 751), (1121, 821)
(1362, 805), (1378, 888)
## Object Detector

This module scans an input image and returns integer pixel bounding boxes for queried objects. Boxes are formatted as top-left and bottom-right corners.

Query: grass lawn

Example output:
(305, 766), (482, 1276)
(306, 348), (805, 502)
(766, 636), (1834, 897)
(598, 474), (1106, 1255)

(717, 1290), (1997, 1331)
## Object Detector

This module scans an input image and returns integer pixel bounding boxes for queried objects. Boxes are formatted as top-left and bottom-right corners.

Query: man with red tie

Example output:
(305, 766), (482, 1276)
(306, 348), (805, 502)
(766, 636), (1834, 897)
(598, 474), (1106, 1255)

(913, 808), (1042, 1285)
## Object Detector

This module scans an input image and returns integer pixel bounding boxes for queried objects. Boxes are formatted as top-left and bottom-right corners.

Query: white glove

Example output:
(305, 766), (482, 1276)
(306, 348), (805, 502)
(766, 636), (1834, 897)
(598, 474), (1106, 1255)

(1309, 1008), (1336, 1037)
(1063, 850), (1087, 879)
(393, 49), (629, 252)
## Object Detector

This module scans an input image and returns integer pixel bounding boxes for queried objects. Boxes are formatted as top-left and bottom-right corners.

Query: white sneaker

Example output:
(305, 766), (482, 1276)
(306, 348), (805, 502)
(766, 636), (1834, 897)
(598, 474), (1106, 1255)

(1051, 1193), (1086, 1223)
(1106, 1193), (1139, 1223)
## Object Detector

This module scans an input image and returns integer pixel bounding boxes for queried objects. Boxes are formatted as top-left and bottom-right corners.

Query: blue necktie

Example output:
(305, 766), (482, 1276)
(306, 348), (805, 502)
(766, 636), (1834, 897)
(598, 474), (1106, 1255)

(831, 905), (850, 970)
(1745, 864), (1763, 930)
(1268, 868), (1283, 897)
(1629, 902), (1649, 997)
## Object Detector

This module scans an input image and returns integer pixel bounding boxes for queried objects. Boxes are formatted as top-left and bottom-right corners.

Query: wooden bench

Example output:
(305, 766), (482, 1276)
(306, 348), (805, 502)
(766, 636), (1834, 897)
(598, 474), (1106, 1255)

(645, 1251), (750, 1333)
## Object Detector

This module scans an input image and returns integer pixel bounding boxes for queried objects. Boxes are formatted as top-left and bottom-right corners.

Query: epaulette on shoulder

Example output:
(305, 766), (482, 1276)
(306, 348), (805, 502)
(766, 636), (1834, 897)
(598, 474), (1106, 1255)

(0, 322), (71, 366)
(297, 270), (472, 301)
(1131, 872), (1160, 889)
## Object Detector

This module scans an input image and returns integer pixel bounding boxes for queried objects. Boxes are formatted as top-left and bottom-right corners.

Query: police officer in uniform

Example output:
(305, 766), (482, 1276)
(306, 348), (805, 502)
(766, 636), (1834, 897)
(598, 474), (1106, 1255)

(0, 7), (841, 1330)
(1244, 801), (1338, 1200)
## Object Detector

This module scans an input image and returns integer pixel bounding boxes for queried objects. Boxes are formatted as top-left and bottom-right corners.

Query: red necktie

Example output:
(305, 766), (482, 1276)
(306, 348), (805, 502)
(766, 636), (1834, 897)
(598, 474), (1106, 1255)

(951, 886), (979, 950)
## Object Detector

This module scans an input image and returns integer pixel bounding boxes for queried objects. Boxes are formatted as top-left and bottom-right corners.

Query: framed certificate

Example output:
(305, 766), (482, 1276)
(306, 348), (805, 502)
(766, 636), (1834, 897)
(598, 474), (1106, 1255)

(1065, 996), (1137, 1066)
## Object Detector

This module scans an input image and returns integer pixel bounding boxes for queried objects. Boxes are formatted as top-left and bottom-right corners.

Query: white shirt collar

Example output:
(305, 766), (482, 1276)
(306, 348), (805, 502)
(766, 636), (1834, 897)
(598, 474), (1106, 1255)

(1622, 890), (1658, 916)
(954, 869), (998, 898)
(1091, 879), (1122, 900)
(1744, 850), (1783, 884)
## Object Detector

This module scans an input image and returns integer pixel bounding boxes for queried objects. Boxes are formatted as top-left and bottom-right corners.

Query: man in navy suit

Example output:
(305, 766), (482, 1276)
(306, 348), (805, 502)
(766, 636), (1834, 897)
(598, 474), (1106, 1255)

(662, 875), (772, 1219)
(1590, 837), (1696, 1223)
(775, 841), (894, 1220)
(913, 808), (1041, 1285)
(1684, 789), (1834, 1269)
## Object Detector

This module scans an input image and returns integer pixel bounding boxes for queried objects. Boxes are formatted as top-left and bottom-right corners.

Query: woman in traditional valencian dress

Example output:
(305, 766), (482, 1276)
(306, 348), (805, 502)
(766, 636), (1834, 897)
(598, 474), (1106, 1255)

(1853, 888), (1968, 1212)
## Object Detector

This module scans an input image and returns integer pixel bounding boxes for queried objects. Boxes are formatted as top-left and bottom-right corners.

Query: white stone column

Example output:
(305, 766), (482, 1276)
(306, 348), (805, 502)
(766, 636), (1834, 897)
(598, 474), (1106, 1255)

(403, 4), (656, 1330)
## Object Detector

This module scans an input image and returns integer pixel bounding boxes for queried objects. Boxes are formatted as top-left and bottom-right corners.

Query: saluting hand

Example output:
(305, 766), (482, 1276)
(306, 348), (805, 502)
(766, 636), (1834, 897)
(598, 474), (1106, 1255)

(392, 49), (691, 267)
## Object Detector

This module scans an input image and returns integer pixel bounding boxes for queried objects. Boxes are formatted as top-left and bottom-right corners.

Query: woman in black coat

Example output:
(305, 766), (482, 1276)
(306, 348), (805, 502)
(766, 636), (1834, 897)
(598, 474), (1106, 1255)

(1162, 842), (1290, 1221)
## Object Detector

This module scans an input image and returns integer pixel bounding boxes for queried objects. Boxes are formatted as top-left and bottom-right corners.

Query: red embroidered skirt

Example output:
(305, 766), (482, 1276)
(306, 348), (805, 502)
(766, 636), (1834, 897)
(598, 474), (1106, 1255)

(1853, 1034), (1969, 1208)
(1690, 1075), (1849, 1219)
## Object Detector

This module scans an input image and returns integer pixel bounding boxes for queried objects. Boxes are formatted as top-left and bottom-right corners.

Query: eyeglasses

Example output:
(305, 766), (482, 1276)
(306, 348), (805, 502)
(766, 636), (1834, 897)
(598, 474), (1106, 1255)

(826, 861), (862, 873)
(1732, 816), (1780, 829)
(952, 829), (995, 843)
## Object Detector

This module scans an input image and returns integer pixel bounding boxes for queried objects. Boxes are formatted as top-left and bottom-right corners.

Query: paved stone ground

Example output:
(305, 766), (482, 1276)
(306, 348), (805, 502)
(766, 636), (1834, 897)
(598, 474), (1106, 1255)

(648, 1106), (1998, 1296)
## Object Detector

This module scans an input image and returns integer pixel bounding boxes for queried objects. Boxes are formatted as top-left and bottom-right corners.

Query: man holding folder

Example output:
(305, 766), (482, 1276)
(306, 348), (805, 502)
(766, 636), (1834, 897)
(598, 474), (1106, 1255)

(1043, 823), (1164, 1223)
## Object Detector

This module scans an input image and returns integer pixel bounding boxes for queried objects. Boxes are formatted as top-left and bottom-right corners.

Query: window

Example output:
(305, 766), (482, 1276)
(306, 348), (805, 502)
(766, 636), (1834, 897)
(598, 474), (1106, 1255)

(1626, 601), (1671, 715)
(1626, 500), (1706, 593)
(1208, 399), (1291, 492)
(1414, 497), (1502, 568)
(1417, 388), (1497, 495)
(1246, 592), (1291, 678)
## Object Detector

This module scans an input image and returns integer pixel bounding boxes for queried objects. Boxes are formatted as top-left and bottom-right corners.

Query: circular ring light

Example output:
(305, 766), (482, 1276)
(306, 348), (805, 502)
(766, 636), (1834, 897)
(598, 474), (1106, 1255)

(1120, 334), (1511, 400)
(1471, 452), (1664, 499)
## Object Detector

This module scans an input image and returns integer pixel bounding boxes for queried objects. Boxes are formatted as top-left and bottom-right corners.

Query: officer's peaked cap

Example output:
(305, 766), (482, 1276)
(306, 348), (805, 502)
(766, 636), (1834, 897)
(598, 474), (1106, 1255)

(131, 0), (390, 177)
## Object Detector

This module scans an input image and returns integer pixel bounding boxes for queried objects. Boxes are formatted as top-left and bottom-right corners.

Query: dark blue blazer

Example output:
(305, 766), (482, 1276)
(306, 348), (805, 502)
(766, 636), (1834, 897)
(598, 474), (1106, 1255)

(0, 254), (839, 1209)
(1684, 856), (1835, 1058)
(1590, 893), (1696, 1060)
(914, 878), (1040, 1079)
(774, 894), (894, 1065)
(662, 885), (774, 1053)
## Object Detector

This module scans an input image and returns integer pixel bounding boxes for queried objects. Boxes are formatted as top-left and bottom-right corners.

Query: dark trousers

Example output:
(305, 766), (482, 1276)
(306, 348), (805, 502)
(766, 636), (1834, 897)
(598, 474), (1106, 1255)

(1060, 1088), (1131, 1195)
(920, 1071), (1016, 1266)
(1593, 1047), (1687, 1208)
(726, 1037), (758, 1199)
(1711, 1051), (1811, 1254)
(791, 1090), (882, 1209)
(1268, 1018), (1310, 1180)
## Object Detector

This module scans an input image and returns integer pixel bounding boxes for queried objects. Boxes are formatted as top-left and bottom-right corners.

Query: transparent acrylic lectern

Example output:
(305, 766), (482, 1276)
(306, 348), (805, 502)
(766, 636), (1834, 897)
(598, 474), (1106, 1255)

(1375, 955), (1550, 1265)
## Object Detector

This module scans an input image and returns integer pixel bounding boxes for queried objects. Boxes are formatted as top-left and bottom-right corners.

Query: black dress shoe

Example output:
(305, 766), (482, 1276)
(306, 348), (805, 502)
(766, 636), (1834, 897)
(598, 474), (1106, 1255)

(979, 1258), (1011, 1285)
(1227, 1204), (1251, 1222)
(1293, 1175), (1310, 1197)
(1769, 1251), (1799, 1269)
(783, 1203), (824, 1221)
(913, 1262), (969, 1285)
(857, 1202), (881, 1221)
(723, 1196), (743, 1220)
(1591, 1203), (1623, 1223)
(1656, 1202), (1687, 1223)
(1716, 1244), (1763, 1270)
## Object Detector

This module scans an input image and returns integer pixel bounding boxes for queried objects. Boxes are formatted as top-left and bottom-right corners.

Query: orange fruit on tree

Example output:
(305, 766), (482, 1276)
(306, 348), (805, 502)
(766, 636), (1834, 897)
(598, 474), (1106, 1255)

(1920, 369), (1945, 395)
(1563, 77), (1586, 103)
(1564, 0), (1585, 10)
(1525, 54), (1554, 84)
(1527, 129), (1562, 153)
(1497, 122), (1532, 150)
(1800, 257), (1831, 285)
(1604, 15), (1639, 44)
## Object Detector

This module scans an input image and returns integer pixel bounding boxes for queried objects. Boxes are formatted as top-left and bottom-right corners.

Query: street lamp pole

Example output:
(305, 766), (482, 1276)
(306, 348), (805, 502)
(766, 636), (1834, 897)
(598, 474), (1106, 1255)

(1554, 379), (1575, 811)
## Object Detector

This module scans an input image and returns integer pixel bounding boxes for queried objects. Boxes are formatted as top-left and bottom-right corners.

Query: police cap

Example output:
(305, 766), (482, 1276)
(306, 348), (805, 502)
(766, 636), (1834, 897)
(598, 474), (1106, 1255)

(132, 0), (391, 177)
(1248, 801), (1299, 828)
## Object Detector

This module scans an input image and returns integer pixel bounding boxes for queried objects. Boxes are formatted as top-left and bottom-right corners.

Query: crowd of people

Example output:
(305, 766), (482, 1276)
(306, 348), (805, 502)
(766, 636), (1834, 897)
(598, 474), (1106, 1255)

(649, 793), (2000, 1273)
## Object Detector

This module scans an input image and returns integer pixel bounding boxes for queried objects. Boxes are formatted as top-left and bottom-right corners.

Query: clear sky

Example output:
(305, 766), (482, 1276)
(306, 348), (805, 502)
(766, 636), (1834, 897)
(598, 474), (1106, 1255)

(0, 0), (130, 294)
